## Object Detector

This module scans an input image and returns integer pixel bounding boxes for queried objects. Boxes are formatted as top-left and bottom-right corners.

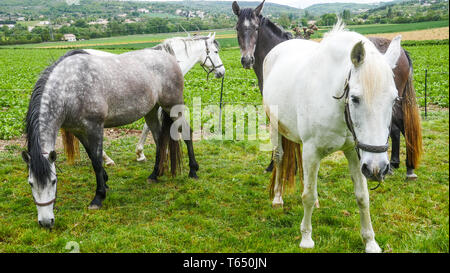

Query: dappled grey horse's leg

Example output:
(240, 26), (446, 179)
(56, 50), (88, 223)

(136, 123), (151, 162)
(183, 120), (199, 179)
(299, 142), (320, 249)
(344, 148), (381, 253)
(76, 124), (108, 209)
(144, 108), (162, 182)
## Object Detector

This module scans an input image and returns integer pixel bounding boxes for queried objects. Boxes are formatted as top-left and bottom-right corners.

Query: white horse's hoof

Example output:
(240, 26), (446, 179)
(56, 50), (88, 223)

(272, 199), (283, 208)
(300, 238), (315, 249)
(136, 154), (146, 162)
(365, 240), (382, 253)
(105, 160), (115, 166)
(406, 173), (418, 181)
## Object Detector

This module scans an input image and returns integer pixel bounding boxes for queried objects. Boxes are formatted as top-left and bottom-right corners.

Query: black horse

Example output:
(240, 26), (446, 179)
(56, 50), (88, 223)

(232, 0), (422, 180)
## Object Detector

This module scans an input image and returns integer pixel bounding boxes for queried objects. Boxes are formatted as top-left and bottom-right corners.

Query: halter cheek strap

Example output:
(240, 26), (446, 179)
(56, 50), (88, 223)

(333, 71), (390, 161)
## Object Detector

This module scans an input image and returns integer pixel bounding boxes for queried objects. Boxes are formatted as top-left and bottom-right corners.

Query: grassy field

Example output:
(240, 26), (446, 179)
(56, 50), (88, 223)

(0, 108), (447, 253)
(0, 24), (448, 252)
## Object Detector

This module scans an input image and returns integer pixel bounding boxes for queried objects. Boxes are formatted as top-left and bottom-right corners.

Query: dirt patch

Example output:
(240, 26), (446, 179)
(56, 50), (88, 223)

(368, 27), (449, 41)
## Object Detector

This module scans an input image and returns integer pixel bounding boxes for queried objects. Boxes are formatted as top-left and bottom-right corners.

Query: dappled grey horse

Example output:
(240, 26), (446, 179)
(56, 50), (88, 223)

(22, 48), (196, 228)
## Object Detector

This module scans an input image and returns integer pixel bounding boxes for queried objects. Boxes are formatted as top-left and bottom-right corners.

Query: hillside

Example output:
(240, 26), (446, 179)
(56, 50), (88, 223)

(304, 0), (405, 16)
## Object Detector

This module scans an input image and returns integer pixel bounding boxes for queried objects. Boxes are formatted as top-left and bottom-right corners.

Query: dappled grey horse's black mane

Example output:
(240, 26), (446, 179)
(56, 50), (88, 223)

(25, 49), (88, 186)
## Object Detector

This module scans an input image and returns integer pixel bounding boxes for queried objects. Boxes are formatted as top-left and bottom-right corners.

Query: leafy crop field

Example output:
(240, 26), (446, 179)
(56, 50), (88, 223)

(0, 43), (448, 139)
(0, 30), (448, 253)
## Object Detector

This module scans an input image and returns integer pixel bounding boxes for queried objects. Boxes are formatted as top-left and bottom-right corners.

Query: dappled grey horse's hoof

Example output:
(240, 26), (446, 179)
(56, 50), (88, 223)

(88, 204), (102, 210)
(147, 176), (157, 184)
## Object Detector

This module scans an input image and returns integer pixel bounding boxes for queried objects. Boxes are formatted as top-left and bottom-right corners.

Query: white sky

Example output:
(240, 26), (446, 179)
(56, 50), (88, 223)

(142, 1), (395, 9)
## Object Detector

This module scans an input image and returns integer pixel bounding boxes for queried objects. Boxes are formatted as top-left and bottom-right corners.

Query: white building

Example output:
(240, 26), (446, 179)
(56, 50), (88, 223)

(63, 34), (76, 42)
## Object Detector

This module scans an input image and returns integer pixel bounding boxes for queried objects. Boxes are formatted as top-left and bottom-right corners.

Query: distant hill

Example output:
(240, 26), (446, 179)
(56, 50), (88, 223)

(304, 0), (405, 16)
(0, 0), (301, 20)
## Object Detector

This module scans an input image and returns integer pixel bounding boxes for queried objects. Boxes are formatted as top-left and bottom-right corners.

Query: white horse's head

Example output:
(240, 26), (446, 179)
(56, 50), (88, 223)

(202, 33), (225, 78)
(22, 150), (58, 229)
(347, 36), (402, 181)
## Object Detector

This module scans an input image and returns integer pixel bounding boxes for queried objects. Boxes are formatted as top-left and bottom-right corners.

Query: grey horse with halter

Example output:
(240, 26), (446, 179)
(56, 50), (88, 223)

(23, 47), (195, 228)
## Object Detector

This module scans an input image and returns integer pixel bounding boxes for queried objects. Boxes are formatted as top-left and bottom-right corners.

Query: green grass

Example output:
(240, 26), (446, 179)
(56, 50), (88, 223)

(0, 41), (448, 252)
(0, 108), (448, 253)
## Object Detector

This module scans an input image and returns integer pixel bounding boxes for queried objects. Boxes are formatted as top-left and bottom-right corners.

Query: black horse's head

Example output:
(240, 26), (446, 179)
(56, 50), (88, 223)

(232, 0), (265, 69)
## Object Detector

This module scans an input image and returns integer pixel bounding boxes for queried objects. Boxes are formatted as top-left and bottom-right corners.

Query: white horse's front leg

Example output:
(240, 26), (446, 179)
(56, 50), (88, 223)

(102, 151), (115, 166)
(300, 143), (320, 249)
(136, 123), (150, 162)
(344, 149), (382, 253)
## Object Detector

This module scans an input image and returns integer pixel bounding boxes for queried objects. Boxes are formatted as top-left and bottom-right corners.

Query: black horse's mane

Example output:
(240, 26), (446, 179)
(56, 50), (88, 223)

(260, 16), (293, 40)
(25, 49), (88, 186)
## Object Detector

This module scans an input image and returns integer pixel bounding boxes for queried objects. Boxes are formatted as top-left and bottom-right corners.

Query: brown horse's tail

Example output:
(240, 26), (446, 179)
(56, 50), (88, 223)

(402, 59), (423, 169)
(157, 109), (182, 177)
(269, 136), (303, 199)
(61, 129), (80, 165)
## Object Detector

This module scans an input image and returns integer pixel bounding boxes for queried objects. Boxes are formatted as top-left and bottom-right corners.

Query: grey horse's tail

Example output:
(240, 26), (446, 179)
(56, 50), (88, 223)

(61, 129), (80, 165)
(157, 110), (182, 177)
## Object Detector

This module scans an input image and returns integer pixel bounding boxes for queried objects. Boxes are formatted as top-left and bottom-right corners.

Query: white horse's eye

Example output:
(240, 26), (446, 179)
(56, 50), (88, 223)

(29, 181), (33, 188)
(351, 95), (360, 104)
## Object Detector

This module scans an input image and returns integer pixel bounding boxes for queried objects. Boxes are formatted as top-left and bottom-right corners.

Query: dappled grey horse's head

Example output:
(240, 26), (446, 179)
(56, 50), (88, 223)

(232, 0), (265, 69)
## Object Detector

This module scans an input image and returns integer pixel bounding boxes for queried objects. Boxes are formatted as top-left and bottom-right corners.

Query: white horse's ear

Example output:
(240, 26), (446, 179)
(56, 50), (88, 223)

(212, 32), (216, 40)
(208, 32), (211, 37)
(350, 41), (365, 68)
(254, 0), (265, 16)
(384, 35), (402, 69)
(232, 1), (240, 16)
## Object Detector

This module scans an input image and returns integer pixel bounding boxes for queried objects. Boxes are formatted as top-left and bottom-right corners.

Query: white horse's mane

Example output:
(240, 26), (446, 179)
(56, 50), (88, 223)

(160, 35), (213, 58)
(323, 20), (394, 107)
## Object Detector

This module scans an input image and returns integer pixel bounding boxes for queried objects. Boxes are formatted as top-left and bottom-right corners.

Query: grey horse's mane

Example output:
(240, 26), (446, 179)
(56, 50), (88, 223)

(152, 35), (220, 57)
(25, 49), (88, 186)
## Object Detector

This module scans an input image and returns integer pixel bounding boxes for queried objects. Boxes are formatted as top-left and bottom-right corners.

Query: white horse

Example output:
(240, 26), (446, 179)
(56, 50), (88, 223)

(99, 33), (225, 165)
(263, 23), (402, 253)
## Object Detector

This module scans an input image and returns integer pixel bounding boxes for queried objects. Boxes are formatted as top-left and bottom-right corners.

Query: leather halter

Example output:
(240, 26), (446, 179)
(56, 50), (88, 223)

(333, 71), (389, 160)
(33, 181), (57, 207)
(200, 39), (224, 81)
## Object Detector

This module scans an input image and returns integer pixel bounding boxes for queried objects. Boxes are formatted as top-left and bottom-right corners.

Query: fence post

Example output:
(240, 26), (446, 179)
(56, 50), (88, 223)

(424, 68), (428, 120)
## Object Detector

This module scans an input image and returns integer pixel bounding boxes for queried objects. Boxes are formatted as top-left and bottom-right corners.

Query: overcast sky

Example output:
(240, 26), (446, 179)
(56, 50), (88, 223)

(143, 0), (395, 9)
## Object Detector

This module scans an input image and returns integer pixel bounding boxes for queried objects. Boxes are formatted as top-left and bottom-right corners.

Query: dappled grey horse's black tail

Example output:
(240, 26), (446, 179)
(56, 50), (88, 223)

(157, 110), (182, 177)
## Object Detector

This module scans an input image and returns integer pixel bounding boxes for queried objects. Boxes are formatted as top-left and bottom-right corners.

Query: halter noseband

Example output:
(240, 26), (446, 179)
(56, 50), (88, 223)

(201, 39), (224, 81)
(333, 71), (390, 160)
(33, 181), (57, 207)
